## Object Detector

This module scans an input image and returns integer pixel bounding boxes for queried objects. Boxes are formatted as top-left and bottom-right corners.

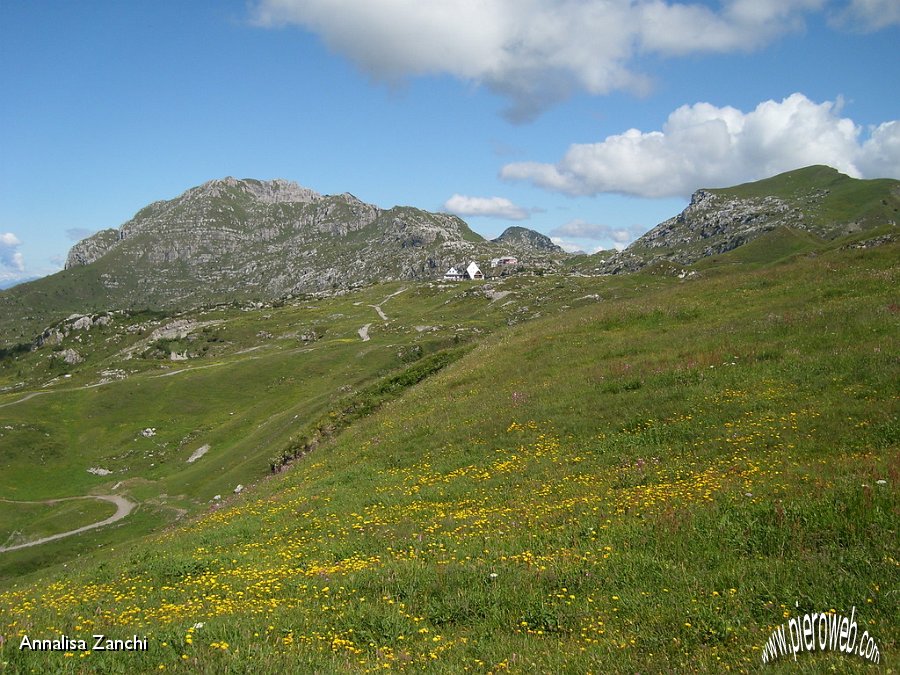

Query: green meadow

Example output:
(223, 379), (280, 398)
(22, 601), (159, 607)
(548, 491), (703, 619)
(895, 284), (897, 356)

(0, 237), (897, 672)
(0, 275), (608, 576)
(0, 499), (116, 547)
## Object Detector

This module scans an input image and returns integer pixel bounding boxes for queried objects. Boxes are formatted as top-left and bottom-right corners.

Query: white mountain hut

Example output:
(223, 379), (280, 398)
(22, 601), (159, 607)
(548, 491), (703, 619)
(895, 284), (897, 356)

(443, 266), (465, 281)
(466, 261), (484, 280)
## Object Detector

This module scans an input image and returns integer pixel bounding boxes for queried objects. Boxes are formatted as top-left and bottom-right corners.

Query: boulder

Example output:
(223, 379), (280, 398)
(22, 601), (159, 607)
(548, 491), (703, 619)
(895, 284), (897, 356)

(61, 348), (82, 364)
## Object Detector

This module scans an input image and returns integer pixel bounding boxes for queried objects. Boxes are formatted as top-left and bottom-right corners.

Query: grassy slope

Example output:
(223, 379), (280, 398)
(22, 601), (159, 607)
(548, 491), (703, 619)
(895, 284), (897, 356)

(690, 226), (825, 270)
(0, 499), (116, 545)
(0, 241), (895, 672)
(0, 276), (611, 579)
(711, 165), (900, 234)
(0, 265), (116, 345)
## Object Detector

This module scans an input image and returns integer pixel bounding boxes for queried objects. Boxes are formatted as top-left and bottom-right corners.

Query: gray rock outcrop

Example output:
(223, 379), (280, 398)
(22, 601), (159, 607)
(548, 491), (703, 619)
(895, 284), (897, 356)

(593, 166), (899, 274)
(65, 229), (119, 269)
(60, 348), (82, 364)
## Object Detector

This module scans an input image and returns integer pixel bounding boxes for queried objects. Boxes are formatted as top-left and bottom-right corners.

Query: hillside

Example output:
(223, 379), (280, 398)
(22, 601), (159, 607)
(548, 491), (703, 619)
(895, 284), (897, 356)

(0, 272), (609, 575)
(492, 226), (562, 253)
(0, 236), (896, 671)
(0, 178), (566, 344)
(5, 166), (896, 345)
(586, 166), (899, 274)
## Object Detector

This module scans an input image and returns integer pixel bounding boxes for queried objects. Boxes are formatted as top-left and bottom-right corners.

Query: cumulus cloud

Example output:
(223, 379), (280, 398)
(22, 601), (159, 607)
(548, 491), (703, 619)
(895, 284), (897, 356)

(501, 93), (900, 198)
(0, 232), (25, 274)
(443, 194), (531, 220)
(250, 0), (832, 120)
(550, 237), (588, 254)
(639, 0), (826, 55)
(858, 121), (900, 178)
(550, 219), (646, 251)
(831, 0), (900, 30)
(551, 219), (644, 242)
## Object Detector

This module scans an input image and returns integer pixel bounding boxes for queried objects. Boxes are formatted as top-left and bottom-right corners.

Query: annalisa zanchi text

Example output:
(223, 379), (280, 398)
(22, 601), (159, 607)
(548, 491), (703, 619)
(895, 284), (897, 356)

(19, 634), (148, 652)
(761, 606), (880, 665)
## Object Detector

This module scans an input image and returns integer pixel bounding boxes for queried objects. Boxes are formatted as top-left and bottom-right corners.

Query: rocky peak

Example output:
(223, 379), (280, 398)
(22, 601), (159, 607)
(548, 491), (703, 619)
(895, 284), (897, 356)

(493, 226), (562, 252)
(614, 188), (800, 270)
(185, 177), (322, 204)
(52, 176), (556, 315)
(593, 165), (900, 274)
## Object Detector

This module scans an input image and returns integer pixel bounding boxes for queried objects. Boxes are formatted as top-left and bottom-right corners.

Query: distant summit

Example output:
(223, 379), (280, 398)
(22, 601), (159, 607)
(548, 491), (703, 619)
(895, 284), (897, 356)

(593, 166), (899, 273)
(2, 178), (564, 342)
(182, 177), (322, 204)
(493, 226), (562, 253)
(5, 167), (896, 343)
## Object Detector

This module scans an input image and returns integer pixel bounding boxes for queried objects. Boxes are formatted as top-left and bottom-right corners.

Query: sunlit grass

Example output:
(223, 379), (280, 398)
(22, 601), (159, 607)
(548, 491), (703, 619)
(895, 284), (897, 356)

(0, 242), (896, 672)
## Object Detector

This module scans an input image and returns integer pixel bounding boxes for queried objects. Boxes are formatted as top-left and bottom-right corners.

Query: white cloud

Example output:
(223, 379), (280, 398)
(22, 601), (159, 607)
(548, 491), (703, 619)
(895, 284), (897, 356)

(0, 233), (21, 247)
(443, 194), (530, 220)
(0, 232), (25, 273)
(831, 0), (900, 30)
(501, 93), (900, 198)
(858, 121), (900, 178)
(639, 0), (826, 55)
(551, 219), (645, 243)
(550, 219), (646, 252)
(549, 237), (587, 254)
(251, 0), (831, 120)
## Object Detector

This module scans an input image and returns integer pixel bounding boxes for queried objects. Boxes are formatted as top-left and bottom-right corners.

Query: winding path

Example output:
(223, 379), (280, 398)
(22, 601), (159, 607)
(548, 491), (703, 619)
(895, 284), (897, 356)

(368, 304), (389, 321)
(369, 287), (407, 322)
(0, 391), (50, 409)
(0, 495), (136, 553)
(359, 287), (407, 339)
(0, 349), (279, 408)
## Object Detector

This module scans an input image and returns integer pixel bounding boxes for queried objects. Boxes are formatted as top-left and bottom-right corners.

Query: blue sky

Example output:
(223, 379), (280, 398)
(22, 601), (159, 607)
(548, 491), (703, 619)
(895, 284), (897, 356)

(1, 1), (898, 285)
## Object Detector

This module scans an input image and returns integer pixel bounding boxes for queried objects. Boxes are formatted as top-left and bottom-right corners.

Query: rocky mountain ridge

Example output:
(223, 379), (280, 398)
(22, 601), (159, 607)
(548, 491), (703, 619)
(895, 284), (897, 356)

(60, 177), (564, 302)
(594, 166), (899, 273)
(3, 166), (897, 344)
(0, 178), (568, 342)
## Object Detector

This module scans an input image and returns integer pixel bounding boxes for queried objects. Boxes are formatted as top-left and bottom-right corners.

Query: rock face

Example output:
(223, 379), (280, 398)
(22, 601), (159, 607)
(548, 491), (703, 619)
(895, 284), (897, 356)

(57, 178), (559, 311)
(34, 312), (115, 348)
(600, 190), (802, 273)
(65, 229), (119, 269)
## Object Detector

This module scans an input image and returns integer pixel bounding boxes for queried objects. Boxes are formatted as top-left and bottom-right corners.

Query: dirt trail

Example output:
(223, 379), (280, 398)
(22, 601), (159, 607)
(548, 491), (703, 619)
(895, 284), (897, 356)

(0, 350), (275, 409)
(361, 287), (407, 337)
(368, 305), (389, 321)
(0, 391), (50, 409)
(0, 495), (136, 553)
(369, 287), (407, 322)
(0, 379), (135, 408)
